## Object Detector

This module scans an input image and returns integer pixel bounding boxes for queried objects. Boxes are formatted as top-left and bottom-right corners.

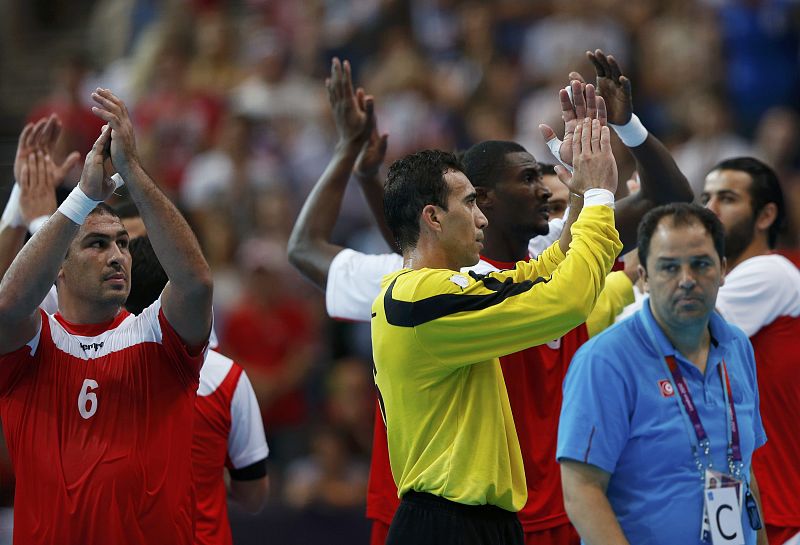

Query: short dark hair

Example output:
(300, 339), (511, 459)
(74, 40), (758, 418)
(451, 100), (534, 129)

(384, 149), (463, 252)
(125, 235), (168, 314)
(537, 162), (557, 176)
(637, 203), (725, 270)
(89, 202), (121, 220)
(461, 140), (527, 190)
(710, 157), (785, 248)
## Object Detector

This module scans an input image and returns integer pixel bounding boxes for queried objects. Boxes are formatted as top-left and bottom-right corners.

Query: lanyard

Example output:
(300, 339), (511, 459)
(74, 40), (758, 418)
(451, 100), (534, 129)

(641, 308), (743, 481)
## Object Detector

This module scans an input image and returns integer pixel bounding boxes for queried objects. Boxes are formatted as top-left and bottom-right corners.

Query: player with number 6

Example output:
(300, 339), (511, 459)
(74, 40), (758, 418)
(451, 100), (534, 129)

(0, 88), (213, 545)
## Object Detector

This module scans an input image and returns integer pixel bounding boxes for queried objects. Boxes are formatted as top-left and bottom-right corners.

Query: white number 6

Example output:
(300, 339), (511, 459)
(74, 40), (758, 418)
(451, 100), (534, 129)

(78, 379), (99, 419)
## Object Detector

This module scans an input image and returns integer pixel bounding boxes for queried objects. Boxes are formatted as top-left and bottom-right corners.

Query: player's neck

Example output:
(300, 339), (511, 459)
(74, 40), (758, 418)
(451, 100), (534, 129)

(727, 237), (770, 272)
(403, 246), (458, 271)
(57, 294), (122, 325)
(481, 228), (530, 263)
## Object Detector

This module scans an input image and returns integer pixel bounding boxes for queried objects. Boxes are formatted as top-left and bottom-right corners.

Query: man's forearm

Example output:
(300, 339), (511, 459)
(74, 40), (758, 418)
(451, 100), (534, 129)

(0, 213), (77, 322)
(630, 134), (693, 204)
(288, 140), (360, 288)
(121, 163), (210, 294)
(0, 224), (26, 283)
(614, 134), (693, 250)
(565, 487), (629, 545)
(561, 463), (630, 545)
(558, 193), (584, 255)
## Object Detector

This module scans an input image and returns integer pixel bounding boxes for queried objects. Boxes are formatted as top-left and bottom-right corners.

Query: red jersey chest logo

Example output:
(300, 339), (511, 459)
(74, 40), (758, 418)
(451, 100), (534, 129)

(658, 379), (675, 398)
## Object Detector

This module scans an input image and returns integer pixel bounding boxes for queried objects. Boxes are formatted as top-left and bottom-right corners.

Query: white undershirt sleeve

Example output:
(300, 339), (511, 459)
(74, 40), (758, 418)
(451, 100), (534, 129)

(716, 255), (800, 337)
(228, 369), (269, 470)
(528, 216), (566, 259)
(325, 249), (404, 322)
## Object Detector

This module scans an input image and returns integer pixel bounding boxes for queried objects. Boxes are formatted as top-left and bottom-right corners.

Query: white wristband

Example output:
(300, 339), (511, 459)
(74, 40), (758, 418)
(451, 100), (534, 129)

(58, 185), (102, 225)
(584, 188), (615, 209)
(1, 184), (25, 228)
(609, 113), (648, 148)
(28, 215), (51, 235)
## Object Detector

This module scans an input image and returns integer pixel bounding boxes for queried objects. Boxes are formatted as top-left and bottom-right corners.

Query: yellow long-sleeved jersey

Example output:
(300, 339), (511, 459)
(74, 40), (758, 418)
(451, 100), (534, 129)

(370, 205), (623, 512)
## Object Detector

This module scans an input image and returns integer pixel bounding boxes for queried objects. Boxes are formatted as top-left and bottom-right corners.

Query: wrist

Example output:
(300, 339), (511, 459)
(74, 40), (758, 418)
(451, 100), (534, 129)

(114, 155), (142, 180)
(583, 188), (615, 209)
(335, 139), (363, 157)
(58, 185), (102, 225)
(353, 168), (379, 182)
(1, 184), (25, 228)
(609, 114), (648, 148)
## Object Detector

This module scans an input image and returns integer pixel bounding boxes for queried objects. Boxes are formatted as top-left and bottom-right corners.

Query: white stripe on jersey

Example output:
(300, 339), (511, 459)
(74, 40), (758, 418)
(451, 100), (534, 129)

(36, 298), (165, 359)
(198, 350), (235, 397)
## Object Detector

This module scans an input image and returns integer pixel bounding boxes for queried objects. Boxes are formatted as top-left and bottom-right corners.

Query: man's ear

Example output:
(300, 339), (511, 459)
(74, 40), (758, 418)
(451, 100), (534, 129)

(420, 204), (443, 234)
(637, 264), (649, 293)
(476, 186), (493, 210)
(755, 202), (778, 234)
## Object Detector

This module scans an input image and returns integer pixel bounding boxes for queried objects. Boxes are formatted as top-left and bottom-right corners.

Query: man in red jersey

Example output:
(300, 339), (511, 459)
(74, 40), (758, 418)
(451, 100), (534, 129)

(701, 157), (800, 545)
(289, 54), (692, 545)
(124, 234), (270, 545)
(0, 88), (213, 545)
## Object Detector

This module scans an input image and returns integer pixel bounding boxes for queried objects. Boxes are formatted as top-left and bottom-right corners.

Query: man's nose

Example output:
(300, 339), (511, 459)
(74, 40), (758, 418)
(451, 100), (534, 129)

(678, 266), (696, 290)
(107, 244), (124, 266)
(475, 206), (488, 229)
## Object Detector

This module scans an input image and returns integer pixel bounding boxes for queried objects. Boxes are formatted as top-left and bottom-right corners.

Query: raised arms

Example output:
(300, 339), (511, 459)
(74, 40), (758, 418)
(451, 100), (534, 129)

(288, 58), (389, 290)
(91, 88), (213, 347)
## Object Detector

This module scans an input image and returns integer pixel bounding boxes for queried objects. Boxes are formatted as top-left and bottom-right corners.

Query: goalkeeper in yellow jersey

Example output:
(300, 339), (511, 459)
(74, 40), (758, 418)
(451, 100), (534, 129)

(372, 117), (623, 545)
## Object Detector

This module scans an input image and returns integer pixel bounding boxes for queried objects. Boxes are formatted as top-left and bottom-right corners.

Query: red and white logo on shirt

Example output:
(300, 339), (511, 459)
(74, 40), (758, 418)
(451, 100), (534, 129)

(658, 379), (675, 398)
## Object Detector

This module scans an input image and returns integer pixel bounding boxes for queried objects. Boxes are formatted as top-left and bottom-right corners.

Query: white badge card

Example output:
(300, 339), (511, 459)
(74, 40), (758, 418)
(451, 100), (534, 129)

(702, 469), (743, 541)
(705, 486), (745, 545)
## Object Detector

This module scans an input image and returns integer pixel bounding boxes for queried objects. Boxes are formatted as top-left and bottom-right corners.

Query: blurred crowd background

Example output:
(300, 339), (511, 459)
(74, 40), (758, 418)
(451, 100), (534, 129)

(0, 0), (798, 543)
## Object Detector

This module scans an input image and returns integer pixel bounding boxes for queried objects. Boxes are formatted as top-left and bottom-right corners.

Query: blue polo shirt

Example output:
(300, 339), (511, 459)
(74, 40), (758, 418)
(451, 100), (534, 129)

(557, 299), (766, 545)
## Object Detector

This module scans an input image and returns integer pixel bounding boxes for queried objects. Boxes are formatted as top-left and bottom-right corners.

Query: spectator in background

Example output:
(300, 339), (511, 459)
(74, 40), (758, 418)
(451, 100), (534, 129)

(324, 357), (374, 460)
(221, 237), (320, 469)
(753, 107), (800, 253)
(27, 53), (102, 183)
(284, 425), (368, 511)
(180, 114), (282, 266)
(672, 93), (753, 196)
(135, 42), (223, 197)
(186, 10), (243, 98)
(716, 0), (800, 134)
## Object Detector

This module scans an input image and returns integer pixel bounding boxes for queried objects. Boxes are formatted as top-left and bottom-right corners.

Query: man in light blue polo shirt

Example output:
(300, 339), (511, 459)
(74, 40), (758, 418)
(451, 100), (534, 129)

(557, 203), (768, 545)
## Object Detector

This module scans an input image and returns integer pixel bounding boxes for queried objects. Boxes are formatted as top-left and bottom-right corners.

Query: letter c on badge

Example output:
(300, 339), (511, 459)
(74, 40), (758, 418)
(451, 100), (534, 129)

(716, 504), (737, 541)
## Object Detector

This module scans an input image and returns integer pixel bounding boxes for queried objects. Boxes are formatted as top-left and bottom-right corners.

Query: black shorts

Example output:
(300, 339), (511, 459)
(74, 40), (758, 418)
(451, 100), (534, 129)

(386, 491), (524, 545)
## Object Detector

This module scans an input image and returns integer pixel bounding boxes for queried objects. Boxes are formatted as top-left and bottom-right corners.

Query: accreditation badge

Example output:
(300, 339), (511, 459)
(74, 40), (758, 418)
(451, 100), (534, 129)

(701, 469), (744, 545)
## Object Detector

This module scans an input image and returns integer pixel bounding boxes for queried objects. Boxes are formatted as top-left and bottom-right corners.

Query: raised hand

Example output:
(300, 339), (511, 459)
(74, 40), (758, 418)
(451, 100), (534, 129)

(78, 125), (116, 201)
(19, 152), (57, 223)
(557, 118), (617, 196)
(326, 58), (371, 146)
(354, 97), (389, 179)
(582, 49), (633, 126)
(539, 81), (607, 168)
(13, 115), (80, 186)
(90, 88), (140, 175)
